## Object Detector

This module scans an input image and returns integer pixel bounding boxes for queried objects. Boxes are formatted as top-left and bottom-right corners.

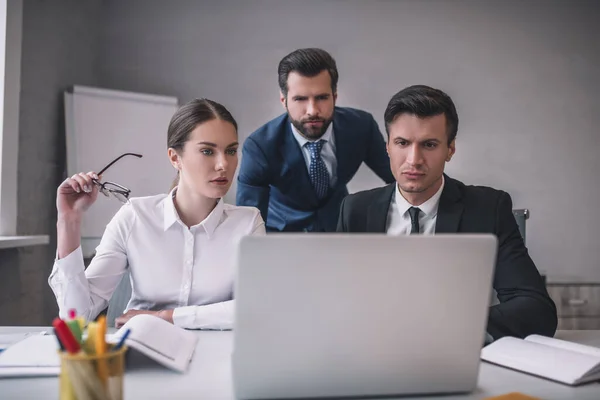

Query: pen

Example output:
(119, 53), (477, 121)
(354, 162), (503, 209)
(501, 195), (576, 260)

(66, 319), (83, 344)
(113, 328), (131, 351)
(75, 316), (86, 332)
(52, 317), (81, 354)
(52, 327), (66, 351)
(69, 309), (86, 331)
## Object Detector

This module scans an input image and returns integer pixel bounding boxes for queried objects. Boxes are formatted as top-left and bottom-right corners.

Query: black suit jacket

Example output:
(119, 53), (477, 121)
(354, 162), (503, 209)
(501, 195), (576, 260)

(337, 175), (557, 340)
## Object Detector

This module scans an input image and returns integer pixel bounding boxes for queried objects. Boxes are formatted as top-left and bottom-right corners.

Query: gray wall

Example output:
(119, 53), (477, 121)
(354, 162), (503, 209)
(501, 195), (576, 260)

(0, 0), (102, 325)
(96, 0), (600, 281)
(2, 0), (599, 325)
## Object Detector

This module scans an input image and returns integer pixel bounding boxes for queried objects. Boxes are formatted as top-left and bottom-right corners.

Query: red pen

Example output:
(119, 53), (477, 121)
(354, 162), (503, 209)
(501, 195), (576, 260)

(52, 317), (81, 354)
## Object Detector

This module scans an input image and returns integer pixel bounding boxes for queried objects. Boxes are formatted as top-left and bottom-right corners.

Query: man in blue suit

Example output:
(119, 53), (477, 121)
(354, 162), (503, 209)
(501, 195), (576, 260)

(236, 48), (394, 232)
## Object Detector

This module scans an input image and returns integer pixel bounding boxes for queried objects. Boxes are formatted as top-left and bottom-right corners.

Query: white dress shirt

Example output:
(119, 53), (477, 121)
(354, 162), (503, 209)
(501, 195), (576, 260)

(386, 177), (445, 235)
(290, 122), (338, 186)
(48, 189), (265, 330)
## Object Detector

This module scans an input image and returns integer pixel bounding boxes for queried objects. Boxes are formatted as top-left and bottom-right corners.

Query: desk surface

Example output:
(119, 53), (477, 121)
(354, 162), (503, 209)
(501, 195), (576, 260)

(1, 328), (600, 400)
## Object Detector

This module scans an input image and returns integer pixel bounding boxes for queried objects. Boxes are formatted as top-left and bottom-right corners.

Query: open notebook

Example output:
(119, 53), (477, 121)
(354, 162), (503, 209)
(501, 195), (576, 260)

(481, 334), (600, 385)
(0, 315), (198, 377)
(107, 314), (198, 373)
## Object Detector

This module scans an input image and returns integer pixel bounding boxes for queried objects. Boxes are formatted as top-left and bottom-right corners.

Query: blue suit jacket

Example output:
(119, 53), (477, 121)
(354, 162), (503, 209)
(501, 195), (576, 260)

(236, 106), (394, 232)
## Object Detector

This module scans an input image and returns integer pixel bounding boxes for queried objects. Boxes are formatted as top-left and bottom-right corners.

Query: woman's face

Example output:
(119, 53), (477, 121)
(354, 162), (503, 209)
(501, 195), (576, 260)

(170, 119), (238, 199)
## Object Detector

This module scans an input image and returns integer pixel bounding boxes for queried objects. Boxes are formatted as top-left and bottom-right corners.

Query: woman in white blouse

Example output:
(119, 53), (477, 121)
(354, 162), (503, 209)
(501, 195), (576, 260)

(49, 98), (265, 330)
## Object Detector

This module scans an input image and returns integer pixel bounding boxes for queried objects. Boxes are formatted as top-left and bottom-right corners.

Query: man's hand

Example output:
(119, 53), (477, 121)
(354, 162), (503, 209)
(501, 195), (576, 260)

(115, 309), (174, 328)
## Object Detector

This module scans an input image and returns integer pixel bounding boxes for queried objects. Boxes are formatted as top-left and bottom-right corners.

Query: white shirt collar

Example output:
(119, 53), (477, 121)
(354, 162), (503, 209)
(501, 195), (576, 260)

(163, 187), (224, 237)
(394, 176), (445, 219)
(290, 121), (335, 148)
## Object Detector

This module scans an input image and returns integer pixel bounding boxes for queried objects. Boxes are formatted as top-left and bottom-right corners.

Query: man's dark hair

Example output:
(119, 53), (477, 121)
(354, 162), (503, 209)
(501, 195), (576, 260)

(278, 48), (339, 97)
(384, 85), (459, 145)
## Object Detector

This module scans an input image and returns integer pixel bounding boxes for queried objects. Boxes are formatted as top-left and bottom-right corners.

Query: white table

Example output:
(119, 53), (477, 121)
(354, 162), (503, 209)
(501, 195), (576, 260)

(1, 328), (600, 399)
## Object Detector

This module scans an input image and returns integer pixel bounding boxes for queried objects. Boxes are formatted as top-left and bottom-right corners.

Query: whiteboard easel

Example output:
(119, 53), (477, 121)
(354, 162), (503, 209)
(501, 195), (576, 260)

(64, 85), (179, 257)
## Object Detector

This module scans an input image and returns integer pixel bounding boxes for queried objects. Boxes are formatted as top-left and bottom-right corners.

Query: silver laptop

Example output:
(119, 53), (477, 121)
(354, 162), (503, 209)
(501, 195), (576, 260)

(232, 234), (497, 399)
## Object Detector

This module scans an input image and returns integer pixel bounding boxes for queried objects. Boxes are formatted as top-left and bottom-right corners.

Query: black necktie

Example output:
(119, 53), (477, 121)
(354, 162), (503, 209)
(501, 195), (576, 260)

(408, 207), (421, 234)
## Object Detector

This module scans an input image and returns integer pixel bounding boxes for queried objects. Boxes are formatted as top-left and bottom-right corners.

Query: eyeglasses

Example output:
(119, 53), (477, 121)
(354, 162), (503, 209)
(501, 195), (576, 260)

(92, 153), (143, 204)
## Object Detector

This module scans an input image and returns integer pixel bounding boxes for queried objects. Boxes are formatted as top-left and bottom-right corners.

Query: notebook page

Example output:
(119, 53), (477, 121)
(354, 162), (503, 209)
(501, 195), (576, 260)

(579, 365), (600, 384)
(526, 334), (600, 358)
(109, 314), (198, 372)
(481, 336), (600, 385)
(113, 315), (193, 359)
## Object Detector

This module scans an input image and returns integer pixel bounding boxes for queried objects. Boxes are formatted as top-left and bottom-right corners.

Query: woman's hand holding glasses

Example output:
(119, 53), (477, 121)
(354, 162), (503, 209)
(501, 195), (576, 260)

(57, 171), (101, 219)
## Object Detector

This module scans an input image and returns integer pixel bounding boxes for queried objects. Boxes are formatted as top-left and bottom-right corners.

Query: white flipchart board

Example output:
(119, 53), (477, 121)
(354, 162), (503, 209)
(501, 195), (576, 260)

(64, 86), (179, 257)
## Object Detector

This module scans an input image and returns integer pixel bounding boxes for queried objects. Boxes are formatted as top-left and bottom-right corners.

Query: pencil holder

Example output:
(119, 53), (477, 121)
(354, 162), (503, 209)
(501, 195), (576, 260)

(59, 345), (127, 400)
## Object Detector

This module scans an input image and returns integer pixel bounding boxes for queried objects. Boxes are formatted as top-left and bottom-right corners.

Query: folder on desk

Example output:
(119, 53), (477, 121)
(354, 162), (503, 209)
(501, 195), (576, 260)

(482, 334), (600, 385)
(0, 335), (60, 377)
(0, 331), (46, 351)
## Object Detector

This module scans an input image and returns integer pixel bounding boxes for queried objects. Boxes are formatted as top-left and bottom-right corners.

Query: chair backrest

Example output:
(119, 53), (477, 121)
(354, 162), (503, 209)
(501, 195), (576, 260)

(512, 209), (529, 244)
(106, 270), (132, 328)
(491, 209), (530, 307)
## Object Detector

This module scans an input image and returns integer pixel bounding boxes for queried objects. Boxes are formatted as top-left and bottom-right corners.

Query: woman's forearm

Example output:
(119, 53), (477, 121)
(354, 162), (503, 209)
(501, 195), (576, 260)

(57, 213), (83, 259)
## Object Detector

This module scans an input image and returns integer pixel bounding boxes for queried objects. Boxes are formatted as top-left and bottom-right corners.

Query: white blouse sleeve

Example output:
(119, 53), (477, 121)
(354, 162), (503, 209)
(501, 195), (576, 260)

(48, 204), (135, 321)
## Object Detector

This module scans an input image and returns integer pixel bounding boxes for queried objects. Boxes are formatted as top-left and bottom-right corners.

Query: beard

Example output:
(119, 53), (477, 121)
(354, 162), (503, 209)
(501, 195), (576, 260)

(289, 115), (333, 140)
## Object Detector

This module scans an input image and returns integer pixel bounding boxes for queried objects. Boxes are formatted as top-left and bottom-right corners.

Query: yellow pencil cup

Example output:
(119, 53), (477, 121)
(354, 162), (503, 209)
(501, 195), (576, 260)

(59, 345), (127, 400)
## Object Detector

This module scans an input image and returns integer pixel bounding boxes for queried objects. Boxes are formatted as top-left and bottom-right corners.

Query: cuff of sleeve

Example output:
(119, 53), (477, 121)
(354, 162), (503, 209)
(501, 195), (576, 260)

(172, 306), (196, 328)
(54, 246), (85, 278)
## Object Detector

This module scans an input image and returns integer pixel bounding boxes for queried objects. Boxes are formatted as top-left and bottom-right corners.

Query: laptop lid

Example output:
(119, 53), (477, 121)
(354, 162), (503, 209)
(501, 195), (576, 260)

(232, 234), (497, 399)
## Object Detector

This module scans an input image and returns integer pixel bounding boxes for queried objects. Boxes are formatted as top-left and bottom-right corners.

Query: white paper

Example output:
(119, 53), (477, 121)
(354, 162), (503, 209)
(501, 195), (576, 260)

(0, 331), (47, 351)
(0, 335), (61, 378)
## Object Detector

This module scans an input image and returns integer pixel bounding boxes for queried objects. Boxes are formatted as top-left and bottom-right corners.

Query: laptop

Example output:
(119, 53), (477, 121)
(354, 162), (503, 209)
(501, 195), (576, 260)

(232, 234), (497, 399)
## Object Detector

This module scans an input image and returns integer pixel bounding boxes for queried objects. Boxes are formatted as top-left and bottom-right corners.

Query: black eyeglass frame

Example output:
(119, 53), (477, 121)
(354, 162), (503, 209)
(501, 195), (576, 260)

(91, 153), (143, 204)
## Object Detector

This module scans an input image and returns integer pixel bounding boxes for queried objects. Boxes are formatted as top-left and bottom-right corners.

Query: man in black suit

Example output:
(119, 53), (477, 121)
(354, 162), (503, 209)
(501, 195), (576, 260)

(337, 85), (557, 341)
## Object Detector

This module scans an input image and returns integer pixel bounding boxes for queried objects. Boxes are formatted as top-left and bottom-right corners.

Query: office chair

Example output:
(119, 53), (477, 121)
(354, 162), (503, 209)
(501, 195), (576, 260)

(490, 209), (530, 307)
(106, 271), (132, 328)
(512, 209), (529, 244)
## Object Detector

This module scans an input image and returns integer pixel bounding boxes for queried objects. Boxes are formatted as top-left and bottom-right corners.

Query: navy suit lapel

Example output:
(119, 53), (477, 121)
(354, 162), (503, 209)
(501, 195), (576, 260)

(281, 122), (318, 205)
(435, 175), (464, 233)
(366, 184), (395, 232)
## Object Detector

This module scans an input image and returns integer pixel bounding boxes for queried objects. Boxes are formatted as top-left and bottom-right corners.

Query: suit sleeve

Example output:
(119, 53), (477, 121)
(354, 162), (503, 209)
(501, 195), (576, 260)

(487, 192), (558, 339)
(336, 196), (349, 232)
(236, 136), (271, 224)
(363, 115), (395, 184)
